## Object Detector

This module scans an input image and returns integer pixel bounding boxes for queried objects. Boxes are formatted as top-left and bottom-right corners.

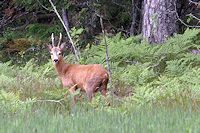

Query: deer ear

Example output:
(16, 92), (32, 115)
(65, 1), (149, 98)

(60, 43), (66, 50)
(47, 44), (52, 51)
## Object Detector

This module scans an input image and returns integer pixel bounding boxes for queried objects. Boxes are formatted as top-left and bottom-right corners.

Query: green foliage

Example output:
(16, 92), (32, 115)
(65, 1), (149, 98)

(26, 23), (63, 40)
(1, 0), (200, 130)
(119, 64), (157, 86)
(70, 27), (85, 48)
(15, 0), (69, 11)
(1, 29), (200, 131)
(0, 90), (35, 113)
(1, 23), (62, 42)
(0, 60), (61, 100)
(82, 29), (200, 106)
(0, 23), (64, 64)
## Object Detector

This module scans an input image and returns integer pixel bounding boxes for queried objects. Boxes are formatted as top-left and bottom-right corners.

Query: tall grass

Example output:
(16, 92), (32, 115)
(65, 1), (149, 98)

(0, 105), (200, 133)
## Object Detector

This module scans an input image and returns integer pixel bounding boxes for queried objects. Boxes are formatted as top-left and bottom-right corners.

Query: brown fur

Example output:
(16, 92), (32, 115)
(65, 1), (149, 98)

(49, 46), (109, 102)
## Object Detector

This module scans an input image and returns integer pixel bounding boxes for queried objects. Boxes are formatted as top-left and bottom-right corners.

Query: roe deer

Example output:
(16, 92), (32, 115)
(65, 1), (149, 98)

(47, 33), (109, 102)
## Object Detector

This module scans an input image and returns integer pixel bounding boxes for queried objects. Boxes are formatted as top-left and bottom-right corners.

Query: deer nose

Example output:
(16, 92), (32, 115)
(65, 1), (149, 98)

(54, 59), (59, 63)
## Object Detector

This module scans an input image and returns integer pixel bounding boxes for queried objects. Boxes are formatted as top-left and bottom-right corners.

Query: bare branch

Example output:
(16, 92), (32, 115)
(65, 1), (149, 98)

(36, 0), (53, 12)
(99, 16), (113, 85)
(175, 0), (200, 28)
(188, 0), (200, 5)
(111, 0), (126, 8)
(86, 2), (130, 35)
(187, 13), (200, 21)
(36, 99), (65, 107)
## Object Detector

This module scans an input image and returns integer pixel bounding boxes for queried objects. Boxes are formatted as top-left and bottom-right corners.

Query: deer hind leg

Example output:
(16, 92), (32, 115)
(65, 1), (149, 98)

(86, 89), (94, 102)
(100, 88), (107, 96)
(85, 83), (96, 102)
(85, 77), (109, 104)
(99, 78), (108, 96)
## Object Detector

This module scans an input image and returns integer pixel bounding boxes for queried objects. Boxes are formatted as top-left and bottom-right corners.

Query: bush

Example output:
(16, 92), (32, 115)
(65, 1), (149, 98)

(82, 28), (200, 107)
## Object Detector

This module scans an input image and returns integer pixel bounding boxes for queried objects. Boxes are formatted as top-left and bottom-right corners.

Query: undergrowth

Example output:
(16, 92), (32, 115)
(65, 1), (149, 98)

(0, 29), (200, 132)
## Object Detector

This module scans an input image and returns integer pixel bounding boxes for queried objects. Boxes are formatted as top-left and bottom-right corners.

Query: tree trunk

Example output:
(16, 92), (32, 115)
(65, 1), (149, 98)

(130, 0), (143, 35)
(130, 0), (138, 35)
(142, 0), (177, 44)
(62, 8), (70, 31)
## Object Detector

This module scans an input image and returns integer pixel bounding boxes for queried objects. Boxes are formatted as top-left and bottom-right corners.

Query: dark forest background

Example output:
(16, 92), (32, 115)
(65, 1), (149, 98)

(0, 0), (200, 64)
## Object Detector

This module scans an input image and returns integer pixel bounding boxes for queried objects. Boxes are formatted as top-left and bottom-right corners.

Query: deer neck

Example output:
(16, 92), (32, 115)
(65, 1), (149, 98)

(54, 57), (69, 77)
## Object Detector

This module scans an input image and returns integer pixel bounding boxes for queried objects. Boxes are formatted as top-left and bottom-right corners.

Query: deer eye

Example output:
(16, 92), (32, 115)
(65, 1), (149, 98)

(58, 53), (61, 55)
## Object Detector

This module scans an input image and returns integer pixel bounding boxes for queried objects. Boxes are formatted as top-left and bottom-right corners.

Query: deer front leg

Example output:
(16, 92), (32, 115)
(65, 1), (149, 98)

(68, 84), (77, 105)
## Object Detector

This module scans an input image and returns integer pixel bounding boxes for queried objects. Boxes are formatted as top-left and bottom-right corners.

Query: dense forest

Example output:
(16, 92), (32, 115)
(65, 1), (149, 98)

(1, 0), (200, 132)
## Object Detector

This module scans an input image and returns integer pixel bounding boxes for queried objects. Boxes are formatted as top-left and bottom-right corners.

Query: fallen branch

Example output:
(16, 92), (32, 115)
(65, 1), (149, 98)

(36, 99), (65, 107)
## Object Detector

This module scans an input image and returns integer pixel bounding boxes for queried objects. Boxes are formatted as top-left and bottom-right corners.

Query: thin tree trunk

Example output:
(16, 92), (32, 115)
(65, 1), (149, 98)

(62, 8), (70, 31)
(130, 0), (143, 35)
(138, 0), (144, 34)
(130, 0), (137, 35)
(142, 0), (177, 44)
(100, 17), (112, 85)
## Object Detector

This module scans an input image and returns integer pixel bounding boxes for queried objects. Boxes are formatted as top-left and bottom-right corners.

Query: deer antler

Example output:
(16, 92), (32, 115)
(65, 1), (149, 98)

(51, 33), (55, 46)
(57, 33), (62, 47)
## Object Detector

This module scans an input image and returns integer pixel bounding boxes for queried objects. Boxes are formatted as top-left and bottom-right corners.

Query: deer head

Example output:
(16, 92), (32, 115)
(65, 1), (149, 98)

(48, 33), (65, 64)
